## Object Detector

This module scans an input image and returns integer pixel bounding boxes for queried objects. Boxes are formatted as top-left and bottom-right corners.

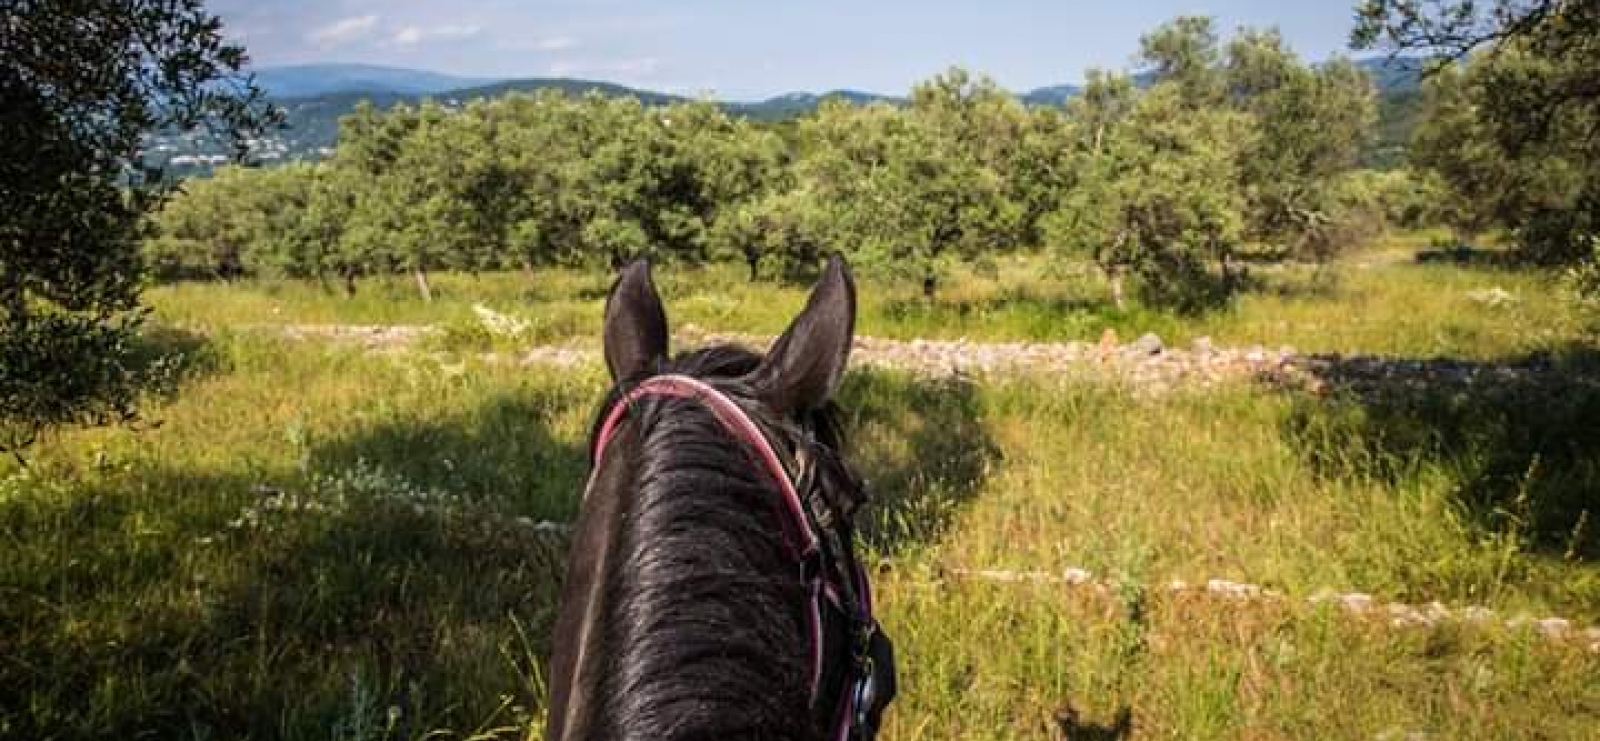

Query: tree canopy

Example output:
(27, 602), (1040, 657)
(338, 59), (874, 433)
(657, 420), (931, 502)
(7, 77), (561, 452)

(1355, 0), (1600, 271)
(147, 16), (1391, 314)
(1, 0), (273, 452)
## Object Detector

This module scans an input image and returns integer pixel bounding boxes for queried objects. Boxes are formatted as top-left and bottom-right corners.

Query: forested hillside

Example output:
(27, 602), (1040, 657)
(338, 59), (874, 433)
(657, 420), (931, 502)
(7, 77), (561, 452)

(139, 56), (1424, 173)
(150, 19), (1436, 314)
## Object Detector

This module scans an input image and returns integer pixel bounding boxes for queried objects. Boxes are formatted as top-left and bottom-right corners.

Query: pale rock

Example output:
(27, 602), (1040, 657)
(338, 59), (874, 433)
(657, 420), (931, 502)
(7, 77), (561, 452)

(1339, 592), (1374, 612)
(1130, 332), (1164, 356)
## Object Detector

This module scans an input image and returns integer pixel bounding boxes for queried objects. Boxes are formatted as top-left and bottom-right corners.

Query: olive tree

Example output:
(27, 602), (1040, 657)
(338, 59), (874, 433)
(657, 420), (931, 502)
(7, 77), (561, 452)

(1045, 83), (1253, 312)
(1355, 0), (1600, 269)
(1, 0), (273, 453)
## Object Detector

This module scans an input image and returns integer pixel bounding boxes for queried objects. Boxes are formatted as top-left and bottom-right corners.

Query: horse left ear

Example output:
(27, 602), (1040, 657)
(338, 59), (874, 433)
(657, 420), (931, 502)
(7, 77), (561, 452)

(748, 255), (856, 414)
(603, 259), (669, 382)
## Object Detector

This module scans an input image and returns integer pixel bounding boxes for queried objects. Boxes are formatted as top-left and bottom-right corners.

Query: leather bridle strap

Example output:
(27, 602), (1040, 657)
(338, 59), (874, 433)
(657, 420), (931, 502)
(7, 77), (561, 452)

(589, 375), (821, 557)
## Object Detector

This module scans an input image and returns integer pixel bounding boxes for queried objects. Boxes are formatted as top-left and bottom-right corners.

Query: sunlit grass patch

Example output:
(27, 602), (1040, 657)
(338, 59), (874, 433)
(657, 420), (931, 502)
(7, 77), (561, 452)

(876, 574), (1600, 741)
(147, 234), (1593, 363)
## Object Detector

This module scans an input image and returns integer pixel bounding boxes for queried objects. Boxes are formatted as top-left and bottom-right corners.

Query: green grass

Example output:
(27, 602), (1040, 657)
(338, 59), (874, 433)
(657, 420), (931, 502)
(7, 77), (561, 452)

(6, 235), (1600, 739)
(147, 233), (1593, 360)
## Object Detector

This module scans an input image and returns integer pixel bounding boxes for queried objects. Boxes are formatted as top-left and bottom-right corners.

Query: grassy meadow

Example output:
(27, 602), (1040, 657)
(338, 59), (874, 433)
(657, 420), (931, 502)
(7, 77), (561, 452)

(146, 233), (1588, 360)
(4, 234), (1599, 740)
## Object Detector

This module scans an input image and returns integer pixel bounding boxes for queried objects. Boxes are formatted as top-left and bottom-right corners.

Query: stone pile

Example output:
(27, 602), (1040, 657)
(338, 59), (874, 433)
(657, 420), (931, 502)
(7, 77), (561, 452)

(685, 326), (1301, 392)
(260, 323), (1600, 399)
(272, 323), (438, 350)
(944, 567), (1600, 653)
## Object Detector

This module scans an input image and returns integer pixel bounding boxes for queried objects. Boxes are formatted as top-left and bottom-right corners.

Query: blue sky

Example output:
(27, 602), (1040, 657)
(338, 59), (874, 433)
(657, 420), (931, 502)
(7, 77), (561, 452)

(212, 1), (1366, 100)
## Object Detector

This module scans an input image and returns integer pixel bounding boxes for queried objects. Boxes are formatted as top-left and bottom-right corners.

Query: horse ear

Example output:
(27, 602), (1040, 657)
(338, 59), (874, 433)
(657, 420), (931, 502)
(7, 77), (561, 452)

(748, 255), (856, 414)
(603, 259), (669, 382)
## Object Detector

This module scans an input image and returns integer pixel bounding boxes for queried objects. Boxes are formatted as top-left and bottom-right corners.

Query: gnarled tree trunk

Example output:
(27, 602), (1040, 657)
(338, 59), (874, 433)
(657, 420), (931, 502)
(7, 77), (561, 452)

(413, 267), (433, 303)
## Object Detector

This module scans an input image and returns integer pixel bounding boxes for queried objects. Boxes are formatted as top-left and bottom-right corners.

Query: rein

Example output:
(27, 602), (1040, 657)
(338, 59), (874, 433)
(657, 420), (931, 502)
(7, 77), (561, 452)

(587, 374), (894, 741)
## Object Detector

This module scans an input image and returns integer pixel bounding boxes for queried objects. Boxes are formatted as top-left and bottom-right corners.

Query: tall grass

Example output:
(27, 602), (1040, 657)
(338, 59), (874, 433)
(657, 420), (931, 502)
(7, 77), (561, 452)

(148, 234), (1594, 360)
(5, 237), (1599, 739)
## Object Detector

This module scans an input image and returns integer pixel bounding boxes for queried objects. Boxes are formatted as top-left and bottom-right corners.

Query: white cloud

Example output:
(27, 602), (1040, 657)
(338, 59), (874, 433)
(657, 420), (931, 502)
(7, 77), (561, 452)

(392, 24), (482, 46)
(533, 36), (577, 52)
(308, 15), (378, 47)
(547, 57), (660, 79)
(393, 26), (424, 45)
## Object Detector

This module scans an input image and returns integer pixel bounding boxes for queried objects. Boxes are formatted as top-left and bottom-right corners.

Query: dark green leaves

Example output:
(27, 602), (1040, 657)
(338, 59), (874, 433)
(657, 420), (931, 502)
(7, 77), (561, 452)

(2, 0), (274, 450)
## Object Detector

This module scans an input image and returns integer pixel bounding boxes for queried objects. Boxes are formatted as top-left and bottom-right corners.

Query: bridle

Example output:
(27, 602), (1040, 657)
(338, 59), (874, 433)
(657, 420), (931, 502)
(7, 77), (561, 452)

(587, 374), (897, 741)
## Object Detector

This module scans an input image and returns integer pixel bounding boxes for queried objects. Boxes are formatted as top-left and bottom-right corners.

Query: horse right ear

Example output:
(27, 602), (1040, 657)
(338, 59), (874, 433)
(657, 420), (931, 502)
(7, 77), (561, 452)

(747, 255), (856, 414)
(603, 259), (669, 382)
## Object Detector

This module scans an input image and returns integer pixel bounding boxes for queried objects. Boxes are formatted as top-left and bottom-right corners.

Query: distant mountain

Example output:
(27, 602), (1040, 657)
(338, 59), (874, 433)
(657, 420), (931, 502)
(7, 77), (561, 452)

(252, 82), (904, 161)
(150, 56), (1436, 174)
(1354, 56), (1427, 93)
(250, 64), (498, 98)
(1020, 84), (1081, 107)
(730, 90), (903, 120)
(443, 78), (686, 106)
(1354, 56), (1429, 168)
(259, 78), (690, 158)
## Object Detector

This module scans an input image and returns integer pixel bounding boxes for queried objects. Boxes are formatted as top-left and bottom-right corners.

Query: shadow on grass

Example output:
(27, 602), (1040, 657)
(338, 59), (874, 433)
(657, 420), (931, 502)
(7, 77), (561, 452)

(0, 387), (584, 740)
(190, 490), (567, 741)
(1244, 265), (1344, 301)
(2, 364), (997, 739)
(308, 386), (589, 520)
(128, 322), (228, 406)
(1279, 346), (1600, 557)
(839, 370), (1000, 553)
(1054, 705), (1135, 741)
(1414, 243), (1510, 266)
(882, 291), (1108, 318)
(876, 290), (1158, 342)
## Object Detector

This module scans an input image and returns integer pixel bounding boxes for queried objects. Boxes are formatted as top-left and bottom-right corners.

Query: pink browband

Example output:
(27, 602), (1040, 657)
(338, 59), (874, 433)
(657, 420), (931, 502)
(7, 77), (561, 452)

(586, 374), (833, 701)
(589, 374), (820, 557)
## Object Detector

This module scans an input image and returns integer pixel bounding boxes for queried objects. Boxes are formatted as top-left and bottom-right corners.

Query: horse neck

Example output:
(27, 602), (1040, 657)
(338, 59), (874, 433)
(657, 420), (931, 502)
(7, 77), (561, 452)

(549, 409), (818, 741)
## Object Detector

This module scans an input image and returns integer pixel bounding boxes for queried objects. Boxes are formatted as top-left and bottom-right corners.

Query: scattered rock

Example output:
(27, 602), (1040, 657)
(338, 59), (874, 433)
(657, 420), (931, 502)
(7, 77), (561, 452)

(1206, 578), (1262, 599)
(1467, 287), (1517, 308)
(919, 566), (1597, 651)
(1308, 587), (1340, 604)
(259, 324), (1599, 403)
(1130, 332), (1164, 356)
(1388, 602), (1434, 628)
(1340, 593), (1375, 613)
(1062, 567), (1094, 584)
(1375, 728), (1432, 741)
(1460, 606), (1497, 623)
(1536, 617), (1572, 638)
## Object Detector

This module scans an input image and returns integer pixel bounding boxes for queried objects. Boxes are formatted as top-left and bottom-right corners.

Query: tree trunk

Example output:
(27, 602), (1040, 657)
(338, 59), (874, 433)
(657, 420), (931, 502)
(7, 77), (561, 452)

(1108, 269), (1126, 310)
(1103, 231), (1130, 310)
(1, 285), (27, 323)
(413, 266), (433, 303)
(343, 269), (358, 298)
(922, 272), (937, 299)
(215, 242), (242, 282)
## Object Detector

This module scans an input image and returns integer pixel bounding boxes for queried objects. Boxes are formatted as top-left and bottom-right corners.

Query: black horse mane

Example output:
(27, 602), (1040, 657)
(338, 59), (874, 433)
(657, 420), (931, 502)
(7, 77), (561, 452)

(582, 345), (860, 741)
